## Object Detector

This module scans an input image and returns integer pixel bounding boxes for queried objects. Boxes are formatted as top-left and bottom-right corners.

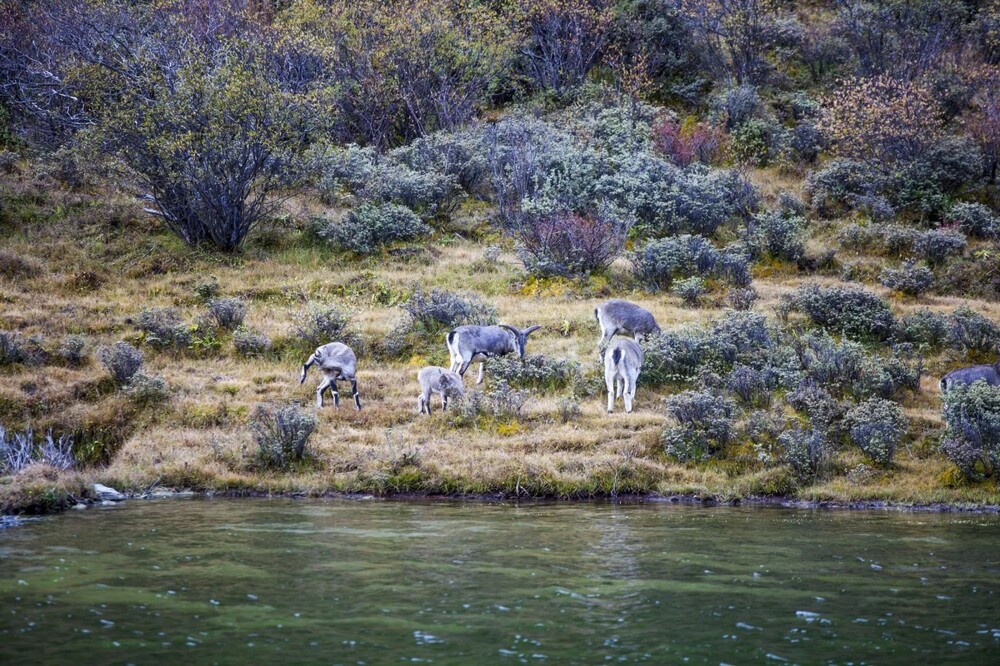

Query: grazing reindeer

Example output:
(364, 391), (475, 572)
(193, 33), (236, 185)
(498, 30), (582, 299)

(300, 342), (361, 409)
(594, 300), (660, 350)
(604, 337), (643, 414)
(416, 366), (464, 414)
(446, 324), (542, 383)
(940, 358), (1000, 392)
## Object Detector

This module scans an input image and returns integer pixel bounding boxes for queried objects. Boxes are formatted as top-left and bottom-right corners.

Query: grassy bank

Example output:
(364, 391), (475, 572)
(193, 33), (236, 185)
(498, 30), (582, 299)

(3, 171), (1000, 514)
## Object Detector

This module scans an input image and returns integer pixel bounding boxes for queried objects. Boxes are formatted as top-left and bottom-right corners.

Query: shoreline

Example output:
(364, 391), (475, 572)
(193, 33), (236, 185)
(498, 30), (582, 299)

(5, 486), (1000, 523)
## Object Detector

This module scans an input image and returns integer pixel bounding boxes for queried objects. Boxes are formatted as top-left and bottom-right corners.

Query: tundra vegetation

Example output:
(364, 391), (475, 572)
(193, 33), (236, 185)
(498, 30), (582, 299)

(2, 0), (1000, 512)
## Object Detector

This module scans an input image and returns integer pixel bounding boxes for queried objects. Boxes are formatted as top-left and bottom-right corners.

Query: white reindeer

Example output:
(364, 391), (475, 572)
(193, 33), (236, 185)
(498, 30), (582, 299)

(416, 366), (464, 414)
(300, 342), (361, 409)
(604, 337), (643, 414)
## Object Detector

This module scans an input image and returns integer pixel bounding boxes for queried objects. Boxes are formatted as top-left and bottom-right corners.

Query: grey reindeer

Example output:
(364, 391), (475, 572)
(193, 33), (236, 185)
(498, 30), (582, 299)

(446, 324), (542, 383)
(594, 300), (660, 350)
(604, 337), (644, 414)
(300, 342), (362, 409)
(416, 366), (464, 414)
(940, 358), (1000, 392)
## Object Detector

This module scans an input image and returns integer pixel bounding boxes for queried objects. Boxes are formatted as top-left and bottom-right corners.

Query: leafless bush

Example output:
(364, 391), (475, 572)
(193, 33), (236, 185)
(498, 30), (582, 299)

(508, 209), (632, 277)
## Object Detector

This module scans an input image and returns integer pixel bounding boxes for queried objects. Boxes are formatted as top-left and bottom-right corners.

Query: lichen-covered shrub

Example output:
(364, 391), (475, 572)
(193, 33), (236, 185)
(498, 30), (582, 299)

(805, 159), (882, 218)
(401, 289), (498, 332)
(879, 261), (934, 296)
(250, 403), (317, 470)
(793, 332), (866, 397)
(317, 203), (431, 255)
(0, 331), (27, 366)
(716, 246), (753, 287)
(913, 228), (966, 267)
(486, 354), (580, 391)
(742, 211), (806, 263)
(662, 390), (736, 461)
(778, 427), (830, 480)
(124, 373), (169, 404)
(787, 284), (895, 341)
(705, 310), (774, 368)
(945, 202), (998, 240)
(947, 307), (1000, 355)
(725, 365), (776, 408)
(838, 223), (919, 257)
(672, 276), (708, 307)
(630, 234), (719, 289)
(99, 342), (144, 384)
(845, 398), (905, 466)
(293, 305), (360, 351)
(206, 298), (247, 331)
(895, 308), (950, 349)
(786, 382), (845, 435)
(233, 327), (273, 357)
(640, 329), (708, 385)
(136, 308), (192, 349)
(58, 335), (88, 366)
(940, 381), (1000, 480)
(727, 287), (758, 311)
(450, 380), (528, 427)
(860, 351), (923, 400)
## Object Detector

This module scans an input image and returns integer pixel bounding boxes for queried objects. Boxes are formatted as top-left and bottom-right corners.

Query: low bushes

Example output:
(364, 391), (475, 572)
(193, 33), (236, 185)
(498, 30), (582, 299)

(879, 261), (934, 296)
(785, 284), (895, 341)
(233, 327), (273, 358)
(136, 308), (192, 350)
(293, 305), (360, 352)
(940, 381), (1000, 480)
(742, 211), (806, 263)
(945, 202), (998, 239)
(507, 208), (631, 278)
(846, 398), (905, 466)
(249, 403), (317, 470)
(486, 354), (580, 391)
(630, 235), (751, 290)
(206, 298), (246, 331)
(662, 390), (736, 462)
(99, 342), (144, 385)
(317, 203), (432, 256)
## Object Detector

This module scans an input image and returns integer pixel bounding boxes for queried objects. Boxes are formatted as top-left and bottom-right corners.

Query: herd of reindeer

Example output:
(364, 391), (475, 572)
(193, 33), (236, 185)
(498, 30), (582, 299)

(299, 298), (1000, 417)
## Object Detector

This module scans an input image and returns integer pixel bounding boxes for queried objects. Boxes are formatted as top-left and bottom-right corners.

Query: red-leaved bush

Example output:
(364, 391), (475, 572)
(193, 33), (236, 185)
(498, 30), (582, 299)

(651, 116), (728, 166)
(508, 209), (631, 277)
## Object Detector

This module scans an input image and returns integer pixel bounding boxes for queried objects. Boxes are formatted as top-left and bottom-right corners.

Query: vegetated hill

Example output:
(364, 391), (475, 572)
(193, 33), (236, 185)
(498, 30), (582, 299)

(1, 0), (999, 511)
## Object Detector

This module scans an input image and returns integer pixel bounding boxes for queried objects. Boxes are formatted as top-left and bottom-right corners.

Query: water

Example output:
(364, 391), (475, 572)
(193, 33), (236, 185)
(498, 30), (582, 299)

(2, 499), (999, 664)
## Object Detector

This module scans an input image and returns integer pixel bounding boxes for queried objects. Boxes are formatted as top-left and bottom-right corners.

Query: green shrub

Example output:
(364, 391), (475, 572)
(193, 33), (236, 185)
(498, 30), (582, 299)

(805, 159), (882, 218)
(778, 427), (830, 480)
(727, 287), (758, 311)
(845, 398), (905, 466)
(450, 380), (528, 427)
(913, 228), (966, 267)
(401, 289), (498, 332)
(317, 203), (431, 255)
(940, 381), (1000, 480)
(945, 202), (997, 240)
(124, 373), (169, 404)
(640, 330), (708, 385)
(879, 261), (934, 296)
(895, 308), (950, 349)
(99, 342), (144, 385)
(787, 284), (896, 341)
(662, 390), (736, 461)
(786, 382), (845, 435)
(742, 211), (806, 263)
(250, 403), (317, 470)
(948, 306), (1000, 355)
(0, 331), (27, 366)
(672, 276), (708, 307)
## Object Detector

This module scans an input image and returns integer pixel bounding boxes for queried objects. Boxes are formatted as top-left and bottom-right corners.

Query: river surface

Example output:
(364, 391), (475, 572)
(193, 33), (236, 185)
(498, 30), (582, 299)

(1, 499), (999, 664)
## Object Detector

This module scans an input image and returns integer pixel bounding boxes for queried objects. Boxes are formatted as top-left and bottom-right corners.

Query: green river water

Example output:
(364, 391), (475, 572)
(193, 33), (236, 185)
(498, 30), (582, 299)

(1, 498), (999, 664)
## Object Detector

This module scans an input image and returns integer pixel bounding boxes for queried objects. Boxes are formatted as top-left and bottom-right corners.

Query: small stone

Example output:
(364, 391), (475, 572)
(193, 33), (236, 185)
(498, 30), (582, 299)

(93, 483), (125, 502)
(71, 503), (88, 511)
(101, 500), (117, 506)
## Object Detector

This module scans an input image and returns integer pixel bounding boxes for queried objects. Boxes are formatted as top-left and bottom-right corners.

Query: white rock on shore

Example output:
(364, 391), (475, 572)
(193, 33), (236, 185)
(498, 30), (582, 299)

(93, 483), (125, 502)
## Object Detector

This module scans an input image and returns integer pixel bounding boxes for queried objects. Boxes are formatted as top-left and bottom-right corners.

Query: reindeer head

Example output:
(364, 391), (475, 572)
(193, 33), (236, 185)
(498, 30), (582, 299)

(499, 324), (542, 360)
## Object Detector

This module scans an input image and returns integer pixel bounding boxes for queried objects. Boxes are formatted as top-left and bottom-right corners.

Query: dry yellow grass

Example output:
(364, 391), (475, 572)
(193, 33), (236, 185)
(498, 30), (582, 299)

(1, 177), (999, 513)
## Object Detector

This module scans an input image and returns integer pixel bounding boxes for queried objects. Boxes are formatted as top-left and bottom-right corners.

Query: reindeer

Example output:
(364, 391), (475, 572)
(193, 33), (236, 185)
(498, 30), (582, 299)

(446, 324), (541, 384)
(940, 358), (1000, 392)
(300, 342), (361, 409)
(594, 300), (660, 351)
(416, 366), (464, 414)
(604, 337), (643, 414)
